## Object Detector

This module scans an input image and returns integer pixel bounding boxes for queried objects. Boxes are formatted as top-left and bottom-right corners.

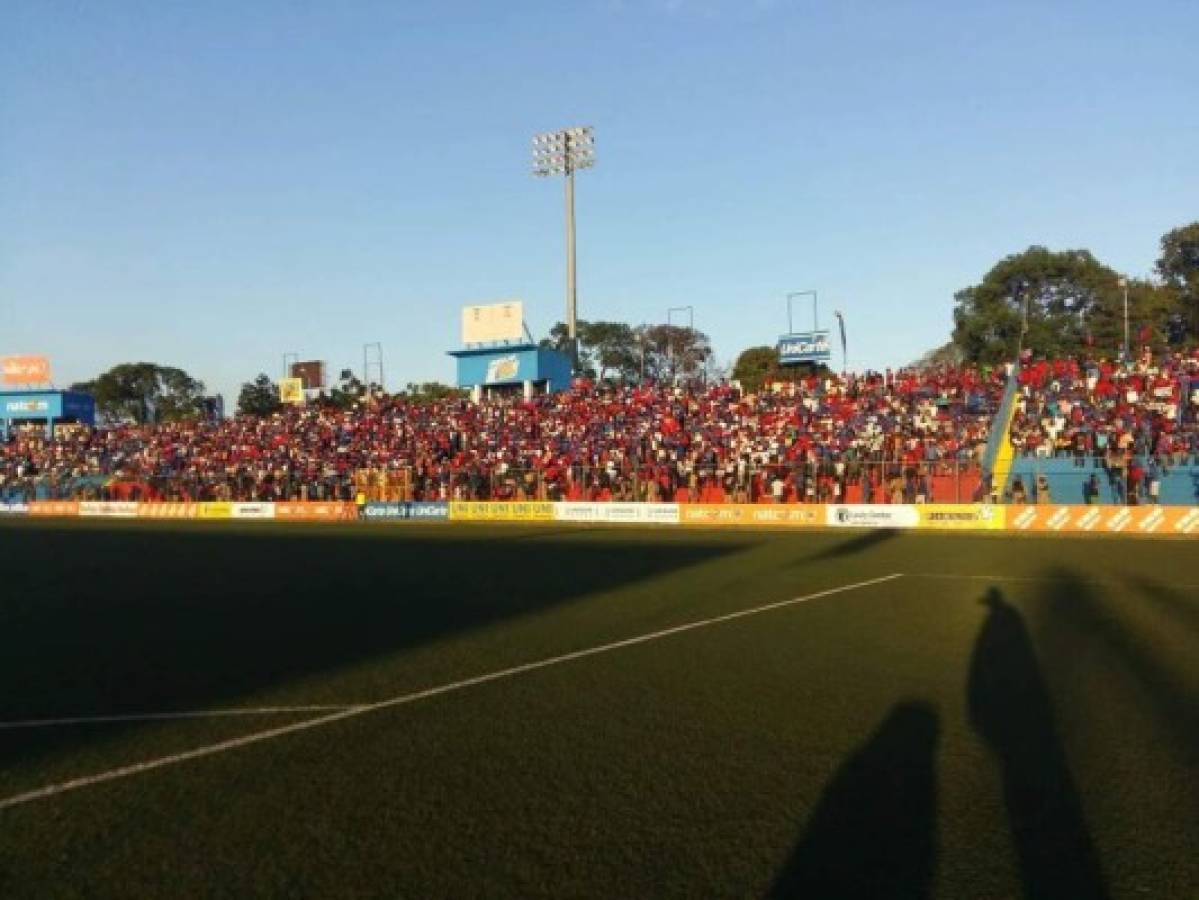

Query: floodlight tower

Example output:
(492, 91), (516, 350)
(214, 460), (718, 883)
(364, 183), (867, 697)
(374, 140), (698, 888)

(532, 125), (595, 373)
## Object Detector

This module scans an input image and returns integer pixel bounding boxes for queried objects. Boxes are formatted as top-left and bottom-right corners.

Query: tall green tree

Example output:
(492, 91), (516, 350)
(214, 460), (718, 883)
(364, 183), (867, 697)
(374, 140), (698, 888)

(540, 320), (641, 381)
(237, 373), (282, 416)
(637, 324), (712, 382)
(583, 321), (638, 381)
(731, 346), (782, 392)
(71, 362), (206, 424)
(951, 246), (1171, 363)
(326, 369), (367, 409)
(1156, 221), (1199, 338)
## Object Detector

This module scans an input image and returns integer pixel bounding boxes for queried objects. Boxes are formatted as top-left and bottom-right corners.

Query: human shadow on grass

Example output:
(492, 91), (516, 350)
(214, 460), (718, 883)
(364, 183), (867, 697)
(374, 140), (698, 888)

(0, 522), (748, 772)
(968, 587), (1109, 900)
(802, 527), (899, 562)
(767, 700), (939, 899)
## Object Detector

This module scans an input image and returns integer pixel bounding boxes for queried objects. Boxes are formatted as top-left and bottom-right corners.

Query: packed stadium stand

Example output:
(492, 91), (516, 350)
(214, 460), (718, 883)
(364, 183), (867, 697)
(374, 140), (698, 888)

(1003, 350), (1199, 505)
(3, 351), (1198, 506)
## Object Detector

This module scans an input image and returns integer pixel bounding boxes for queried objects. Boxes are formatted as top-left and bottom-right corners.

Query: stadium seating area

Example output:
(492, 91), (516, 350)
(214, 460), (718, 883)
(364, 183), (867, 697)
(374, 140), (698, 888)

(1, 367), (1001, 504)
(1004, 349), (1199, 505)
(6, 351), (1198, 505)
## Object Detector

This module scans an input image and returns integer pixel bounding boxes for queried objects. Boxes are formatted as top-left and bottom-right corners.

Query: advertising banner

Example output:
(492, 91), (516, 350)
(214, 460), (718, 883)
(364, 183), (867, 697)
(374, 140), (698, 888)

(826, 505), (920, 528)
(778, 332), (831, 365)
(555, 503), (680, 525)
(360, 501), (449, 521)
(275, 502), (358, 521)
(0, 502), (29, 515)
(2, 395), (59, 418)
(278, 378), (305, 405)
(289, 361), (325, 390)
(1006, 505), (1199, 535)
(917, 504), (1005, 531)
(679, 504), (824, 528)
(2, 355), (51, 385)
(462, 301), (524, 345)
(137, 503), (200, 519)
(450, 501), (556, 522)
(29, 501), (79, 517)
(485, 354), (522, 384)
(80, 501), (138, 518)
(231, 503), (276, 520)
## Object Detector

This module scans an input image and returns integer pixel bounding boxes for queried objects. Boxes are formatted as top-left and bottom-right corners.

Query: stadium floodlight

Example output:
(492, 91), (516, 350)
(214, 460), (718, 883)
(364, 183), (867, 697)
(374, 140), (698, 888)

(532, 125), (596, 373)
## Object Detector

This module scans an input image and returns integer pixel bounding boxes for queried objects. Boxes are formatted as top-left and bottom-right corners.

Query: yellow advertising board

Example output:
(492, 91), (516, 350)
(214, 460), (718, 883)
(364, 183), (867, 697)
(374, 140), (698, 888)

(279, 377), (305, 405)
(450, 501), (556, 522)
(679, 503), (825, 527)
(196, 502), (233, 519)
(916, 504), (1006, 531)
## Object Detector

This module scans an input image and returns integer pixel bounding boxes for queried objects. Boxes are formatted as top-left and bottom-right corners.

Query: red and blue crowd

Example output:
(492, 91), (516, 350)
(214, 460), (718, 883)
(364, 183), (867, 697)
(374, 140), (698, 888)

(2, 366), (1003, 504)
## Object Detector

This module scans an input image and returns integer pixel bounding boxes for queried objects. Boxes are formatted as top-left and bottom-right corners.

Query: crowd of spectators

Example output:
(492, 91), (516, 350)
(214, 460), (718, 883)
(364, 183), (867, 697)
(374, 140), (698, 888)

(1007, 349), (1199, 504)
(1, 366), (1002, 505)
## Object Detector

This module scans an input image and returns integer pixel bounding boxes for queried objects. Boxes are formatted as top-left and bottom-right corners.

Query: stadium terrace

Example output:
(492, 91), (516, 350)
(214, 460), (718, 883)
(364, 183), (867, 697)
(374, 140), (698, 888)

(3, 350), (1198, 508)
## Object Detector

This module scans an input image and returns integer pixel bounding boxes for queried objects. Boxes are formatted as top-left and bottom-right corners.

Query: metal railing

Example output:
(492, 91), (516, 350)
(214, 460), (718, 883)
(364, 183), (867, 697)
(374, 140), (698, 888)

(1, 460), (993, 505)
(368, 459), (986, 505)
(1004, 452), (1192, 506)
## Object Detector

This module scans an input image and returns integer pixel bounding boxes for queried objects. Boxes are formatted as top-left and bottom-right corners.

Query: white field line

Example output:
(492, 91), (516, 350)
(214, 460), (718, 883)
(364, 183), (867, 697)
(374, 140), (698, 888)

(0, 706), (363, 730)
(907, 573), (1199, 589)
(0, 572), (903, 812)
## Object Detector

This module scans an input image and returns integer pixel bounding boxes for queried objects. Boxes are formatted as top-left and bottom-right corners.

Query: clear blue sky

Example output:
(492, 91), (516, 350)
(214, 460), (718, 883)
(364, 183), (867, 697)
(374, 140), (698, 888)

(2, 0), (1194, 401)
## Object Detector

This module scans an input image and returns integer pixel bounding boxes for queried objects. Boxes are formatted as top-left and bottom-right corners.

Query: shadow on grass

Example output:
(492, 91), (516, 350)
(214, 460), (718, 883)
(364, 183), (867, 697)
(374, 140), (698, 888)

(803, 528), (900, 562)
(768, 701), (939, 900)
(1040, 570), (1198, 764)
(968, 587), (1108, 900)
(0, 521), (748, 770)
(1126, 574), (1199, 638)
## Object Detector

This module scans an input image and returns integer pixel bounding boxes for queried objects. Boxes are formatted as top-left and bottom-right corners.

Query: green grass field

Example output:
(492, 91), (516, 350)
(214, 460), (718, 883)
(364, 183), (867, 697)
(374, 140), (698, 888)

(1, 518), (1197, 898)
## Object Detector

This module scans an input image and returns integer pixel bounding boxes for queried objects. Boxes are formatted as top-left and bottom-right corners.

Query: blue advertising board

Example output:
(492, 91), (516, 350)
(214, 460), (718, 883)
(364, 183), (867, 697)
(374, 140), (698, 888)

(448, 344), (572, 393)
(360, 501), (449, 521)
(778, 331), (831, 365)
(0, 390), (96, 438)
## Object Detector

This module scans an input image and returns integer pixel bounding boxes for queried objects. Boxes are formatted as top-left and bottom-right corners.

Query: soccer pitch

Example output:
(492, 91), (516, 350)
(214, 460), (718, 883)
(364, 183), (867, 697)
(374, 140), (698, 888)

(1, 519), (1197, 898)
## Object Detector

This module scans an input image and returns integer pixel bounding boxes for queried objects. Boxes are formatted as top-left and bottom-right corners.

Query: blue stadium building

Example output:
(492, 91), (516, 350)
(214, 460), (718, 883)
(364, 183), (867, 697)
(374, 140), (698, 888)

(0, 390), (96, 439)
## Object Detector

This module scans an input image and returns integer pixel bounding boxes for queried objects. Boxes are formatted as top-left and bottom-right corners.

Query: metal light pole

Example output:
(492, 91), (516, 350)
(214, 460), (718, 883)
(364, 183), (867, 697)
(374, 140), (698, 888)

(363, 342), (384, 398)
(1119, 277), (1129, 361)
(786, 290), (818, 334)
(533, 126), (596, 374)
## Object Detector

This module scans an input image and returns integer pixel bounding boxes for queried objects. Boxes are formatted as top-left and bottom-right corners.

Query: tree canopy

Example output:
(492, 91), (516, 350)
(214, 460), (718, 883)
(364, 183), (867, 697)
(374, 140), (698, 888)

(731, 346), (782, 392)
(237, 374), (282, 416)
(951, 244), (1179, 364)
(540, 320), (711, 383)
(71, 362), (206, 424)
(1156, 221), (1199, 331)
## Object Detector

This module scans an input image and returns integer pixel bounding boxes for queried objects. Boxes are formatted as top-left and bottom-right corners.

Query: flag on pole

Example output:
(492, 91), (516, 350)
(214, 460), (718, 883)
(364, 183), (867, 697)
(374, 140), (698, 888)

(834, 311), (847, 371)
